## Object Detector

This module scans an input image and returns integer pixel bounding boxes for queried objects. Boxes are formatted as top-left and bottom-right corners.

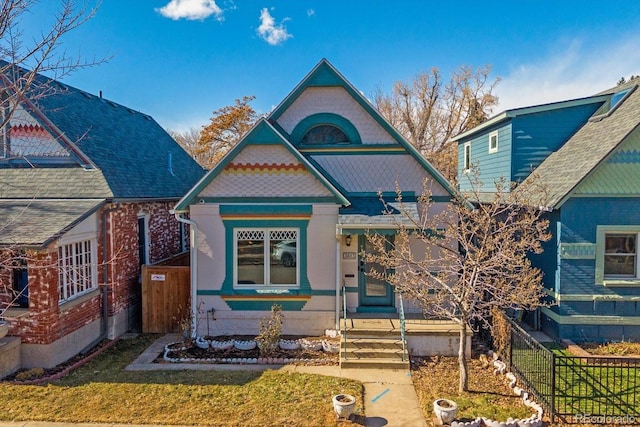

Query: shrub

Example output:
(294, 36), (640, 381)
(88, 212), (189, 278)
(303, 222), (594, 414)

(256, 304), (283, 357)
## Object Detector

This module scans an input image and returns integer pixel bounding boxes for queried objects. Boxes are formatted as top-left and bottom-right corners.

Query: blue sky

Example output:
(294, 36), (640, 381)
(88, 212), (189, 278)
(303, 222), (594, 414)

(25, 0), (640, 132)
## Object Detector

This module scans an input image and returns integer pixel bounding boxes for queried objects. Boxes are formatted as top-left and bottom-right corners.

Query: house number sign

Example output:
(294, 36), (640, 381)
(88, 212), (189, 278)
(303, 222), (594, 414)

(151, 274), (166, 281)
(343, 252), (357, 259)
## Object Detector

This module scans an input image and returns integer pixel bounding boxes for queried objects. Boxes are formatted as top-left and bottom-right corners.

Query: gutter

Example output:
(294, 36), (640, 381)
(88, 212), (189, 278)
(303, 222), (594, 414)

(171, 210), (198, 339)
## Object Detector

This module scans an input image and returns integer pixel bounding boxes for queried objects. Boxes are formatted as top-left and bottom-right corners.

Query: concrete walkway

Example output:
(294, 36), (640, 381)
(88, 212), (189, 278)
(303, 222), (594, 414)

(0, 334), (427, 427)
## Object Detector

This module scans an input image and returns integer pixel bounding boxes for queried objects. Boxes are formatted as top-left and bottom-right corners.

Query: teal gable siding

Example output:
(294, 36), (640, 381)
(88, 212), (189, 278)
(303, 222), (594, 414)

(458, 123), (512, 192)
(511, 103), (601, 181)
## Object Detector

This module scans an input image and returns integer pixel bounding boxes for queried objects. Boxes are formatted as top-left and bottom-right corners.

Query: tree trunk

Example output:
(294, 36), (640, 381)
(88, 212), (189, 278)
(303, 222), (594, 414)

(458, 322), (468, 392)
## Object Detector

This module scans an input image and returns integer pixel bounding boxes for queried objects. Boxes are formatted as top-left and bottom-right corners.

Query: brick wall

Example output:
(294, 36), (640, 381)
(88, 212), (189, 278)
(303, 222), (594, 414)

(2, 200), (184, 346)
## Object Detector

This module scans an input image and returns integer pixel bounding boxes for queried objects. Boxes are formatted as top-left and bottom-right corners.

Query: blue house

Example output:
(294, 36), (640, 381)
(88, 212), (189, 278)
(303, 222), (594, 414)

(453, 78), (640, 343)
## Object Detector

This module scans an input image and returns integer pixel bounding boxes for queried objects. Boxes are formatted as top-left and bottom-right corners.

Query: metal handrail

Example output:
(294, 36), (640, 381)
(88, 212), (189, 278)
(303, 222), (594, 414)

(398, 289), (406, 362)
(342, 285), (347, 360)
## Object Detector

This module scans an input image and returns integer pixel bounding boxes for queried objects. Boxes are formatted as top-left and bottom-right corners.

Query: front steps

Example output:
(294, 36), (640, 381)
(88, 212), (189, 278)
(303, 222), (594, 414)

(340, 321), (409, 369)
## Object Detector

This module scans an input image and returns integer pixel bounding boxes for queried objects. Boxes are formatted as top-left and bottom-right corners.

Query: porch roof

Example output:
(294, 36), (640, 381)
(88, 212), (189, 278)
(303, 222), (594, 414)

(0, 199), (105, 248)
(338, 202), (419, 234)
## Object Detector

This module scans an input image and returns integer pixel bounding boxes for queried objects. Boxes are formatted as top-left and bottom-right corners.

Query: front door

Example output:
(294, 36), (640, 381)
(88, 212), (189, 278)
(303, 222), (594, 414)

(358, 236), (394, 310)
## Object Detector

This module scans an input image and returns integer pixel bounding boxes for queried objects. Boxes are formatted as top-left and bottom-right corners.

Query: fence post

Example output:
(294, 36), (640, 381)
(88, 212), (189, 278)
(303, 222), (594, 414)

(550, 352), (555, 423)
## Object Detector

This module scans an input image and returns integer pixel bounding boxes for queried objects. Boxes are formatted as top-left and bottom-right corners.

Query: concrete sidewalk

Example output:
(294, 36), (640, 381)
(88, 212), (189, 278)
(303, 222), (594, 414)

(0, 334), (428, 427)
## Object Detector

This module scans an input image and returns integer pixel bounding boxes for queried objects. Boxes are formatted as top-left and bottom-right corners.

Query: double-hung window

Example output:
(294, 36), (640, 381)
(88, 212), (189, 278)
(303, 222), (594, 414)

(234, 228), (299, 288)
(604, 233), (637, 278)
(58, 239), (97, 303)
(596, 226), (640, 285)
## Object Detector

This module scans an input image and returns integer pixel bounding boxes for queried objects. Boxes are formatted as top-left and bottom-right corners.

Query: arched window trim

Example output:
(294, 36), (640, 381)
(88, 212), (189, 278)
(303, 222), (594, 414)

(291, 113), (362, 146)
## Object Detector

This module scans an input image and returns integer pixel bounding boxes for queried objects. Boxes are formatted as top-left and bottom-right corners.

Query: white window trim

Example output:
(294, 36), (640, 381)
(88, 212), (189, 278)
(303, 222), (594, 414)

(233, 227), (300, 289)
(488, 131), (498, 153)
(596, 225), (640, 286)
(58, 238), (98, 303)
(463, 142), (471, 173)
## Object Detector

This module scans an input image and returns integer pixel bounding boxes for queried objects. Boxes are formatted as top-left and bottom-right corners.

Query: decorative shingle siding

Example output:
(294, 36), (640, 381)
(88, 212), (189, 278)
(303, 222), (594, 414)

(574, 127), (640, 195)
(276, 87), (395, 144)
(312, 153), (444, 196)
(200, 145), (334, 198)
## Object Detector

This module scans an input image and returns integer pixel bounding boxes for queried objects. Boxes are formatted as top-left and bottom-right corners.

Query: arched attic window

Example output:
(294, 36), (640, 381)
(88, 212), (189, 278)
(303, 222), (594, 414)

(291, 113), (361, 146)
(302, 124), (349, 144)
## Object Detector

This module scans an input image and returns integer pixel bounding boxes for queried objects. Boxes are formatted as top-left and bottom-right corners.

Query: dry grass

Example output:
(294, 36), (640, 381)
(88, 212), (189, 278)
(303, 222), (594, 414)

(411, 356), (536, 426)
(581, 341), (640, 356)
(0, 334), (362, 427)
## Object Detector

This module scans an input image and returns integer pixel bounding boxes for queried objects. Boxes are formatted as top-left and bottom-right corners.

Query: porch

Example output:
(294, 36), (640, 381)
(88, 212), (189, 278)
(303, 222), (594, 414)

(339, 314), (471, 369)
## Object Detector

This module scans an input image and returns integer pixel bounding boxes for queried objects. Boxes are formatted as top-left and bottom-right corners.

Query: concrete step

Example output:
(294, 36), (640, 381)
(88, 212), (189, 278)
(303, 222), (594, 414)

(340, 357), (410, 370)
(341, 338), (405, 350)
(343, 347), (405, 359)
(342, 328), (403, 339)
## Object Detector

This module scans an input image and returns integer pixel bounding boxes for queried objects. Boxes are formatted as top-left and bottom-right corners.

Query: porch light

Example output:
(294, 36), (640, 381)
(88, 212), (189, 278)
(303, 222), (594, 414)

(346, 235), (351, 246)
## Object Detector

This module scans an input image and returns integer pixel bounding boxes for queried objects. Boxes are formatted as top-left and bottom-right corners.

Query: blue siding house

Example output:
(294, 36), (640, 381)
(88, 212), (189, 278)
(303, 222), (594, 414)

(453, 78), (640, 343)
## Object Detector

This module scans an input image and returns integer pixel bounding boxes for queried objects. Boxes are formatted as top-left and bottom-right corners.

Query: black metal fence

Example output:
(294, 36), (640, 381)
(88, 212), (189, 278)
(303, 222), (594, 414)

(506, 318), (640, 424)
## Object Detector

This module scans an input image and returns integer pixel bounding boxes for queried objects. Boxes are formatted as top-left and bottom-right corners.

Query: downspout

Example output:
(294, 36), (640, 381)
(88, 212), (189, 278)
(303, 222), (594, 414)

(335, 225), (342, 330)
(101, 203), (120, 340)
(172, 210), (198, 339)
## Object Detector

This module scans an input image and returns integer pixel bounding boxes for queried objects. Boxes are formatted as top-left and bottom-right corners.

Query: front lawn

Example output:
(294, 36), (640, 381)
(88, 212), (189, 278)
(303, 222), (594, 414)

(411, 356), (534, 425)
(0, 334), (362, 427)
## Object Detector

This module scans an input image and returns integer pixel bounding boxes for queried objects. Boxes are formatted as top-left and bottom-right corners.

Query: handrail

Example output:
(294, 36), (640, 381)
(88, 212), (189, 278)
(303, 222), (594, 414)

(398, 289), (406, 362)
(342, 285), (347, 360)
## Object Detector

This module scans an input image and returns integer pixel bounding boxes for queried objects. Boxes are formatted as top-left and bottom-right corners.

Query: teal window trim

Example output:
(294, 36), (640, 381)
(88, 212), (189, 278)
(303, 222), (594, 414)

(222, 218), (311, 294)
(595, 225), (640, 286)
(291, 113), (361, 145)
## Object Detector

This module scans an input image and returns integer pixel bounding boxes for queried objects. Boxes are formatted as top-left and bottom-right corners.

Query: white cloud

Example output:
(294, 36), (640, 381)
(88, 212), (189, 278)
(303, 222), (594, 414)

(257, 8), (292, 46)
(156, 0), (223, 21)
(496, 34), (640, 112)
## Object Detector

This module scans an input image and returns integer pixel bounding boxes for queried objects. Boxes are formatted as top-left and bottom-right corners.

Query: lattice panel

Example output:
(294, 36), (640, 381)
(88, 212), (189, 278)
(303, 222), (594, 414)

(270, 230), (297, 241)
(237, 230), (264, 241)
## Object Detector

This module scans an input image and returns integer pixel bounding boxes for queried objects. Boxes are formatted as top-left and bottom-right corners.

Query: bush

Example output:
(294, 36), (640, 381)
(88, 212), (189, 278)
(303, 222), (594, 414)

(256, 304), (283, 357)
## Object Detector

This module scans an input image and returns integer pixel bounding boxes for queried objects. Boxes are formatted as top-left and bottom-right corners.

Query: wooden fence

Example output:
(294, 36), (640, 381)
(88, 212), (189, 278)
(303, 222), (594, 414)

(141, 261), (190, 334)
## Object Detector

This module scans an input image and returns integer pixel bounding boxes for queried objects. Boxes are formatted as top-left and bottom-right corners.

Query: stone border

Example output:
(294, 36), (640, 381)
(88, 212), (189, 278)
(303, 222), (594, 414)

(450, 353), (543, 427)
(163, 341), (338, 366)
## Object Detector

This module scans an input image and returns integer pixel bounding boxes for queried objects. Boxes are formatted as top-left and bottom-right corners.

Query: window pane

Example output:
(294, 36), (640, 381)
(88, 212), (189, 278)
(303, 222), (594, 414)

(236, 230), (265, 285)
(270, 230), (297, 285)
(604, 234), (636, 277)
(302, 125), (349, 144)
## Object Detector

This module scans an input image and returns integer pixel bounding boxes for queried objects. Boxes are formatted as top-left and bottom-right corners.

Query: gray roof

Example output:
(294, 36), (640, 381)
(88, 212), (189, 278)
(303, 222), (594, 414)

(0, 64), (206, 247)
(0, 199), (105, 246)
(517, 80), (640, 208)
(0, 168), (112, 198)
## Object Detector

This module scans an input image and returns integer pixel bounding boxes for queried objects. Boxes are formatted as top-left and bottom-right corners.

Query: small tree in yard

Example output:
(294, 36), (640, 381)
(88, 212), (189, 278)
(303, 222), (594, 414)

(256, 304), (283, 357)
(365, 173), (551, 392)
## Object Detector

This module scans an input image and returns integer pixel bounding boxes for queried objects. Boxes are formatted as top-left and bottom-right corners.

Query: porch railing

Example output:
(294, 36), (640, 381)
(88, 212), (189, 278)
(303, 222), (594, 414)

(398, 289), (406, 362)
(342, 285), (347, 360)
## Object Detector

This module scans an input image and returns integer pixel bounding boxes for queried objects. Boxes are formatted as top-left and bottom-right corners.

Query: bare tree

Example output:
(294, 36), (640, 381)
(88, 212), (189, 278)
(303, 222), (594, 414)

(168, 126), (202, 164)
(0, 0), (104, 314)
(365, 172), (551, 392)
(375, 65), (499, 180)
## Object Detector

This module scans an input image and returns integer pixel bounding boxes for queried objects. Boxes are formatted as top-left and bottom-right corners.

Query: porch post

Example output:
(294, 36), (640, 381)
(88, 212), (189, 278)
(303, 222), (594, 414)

(335, 225), (342, 330)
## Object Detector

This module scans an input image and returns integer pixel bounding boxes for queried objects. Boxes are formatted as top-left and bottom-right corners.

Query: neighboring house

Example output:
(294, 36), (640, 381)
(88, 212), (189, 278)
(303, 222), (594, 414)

(453, 78), (640, 342)
(0, 64), (205, 369)
(174, 59), (458, 336)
